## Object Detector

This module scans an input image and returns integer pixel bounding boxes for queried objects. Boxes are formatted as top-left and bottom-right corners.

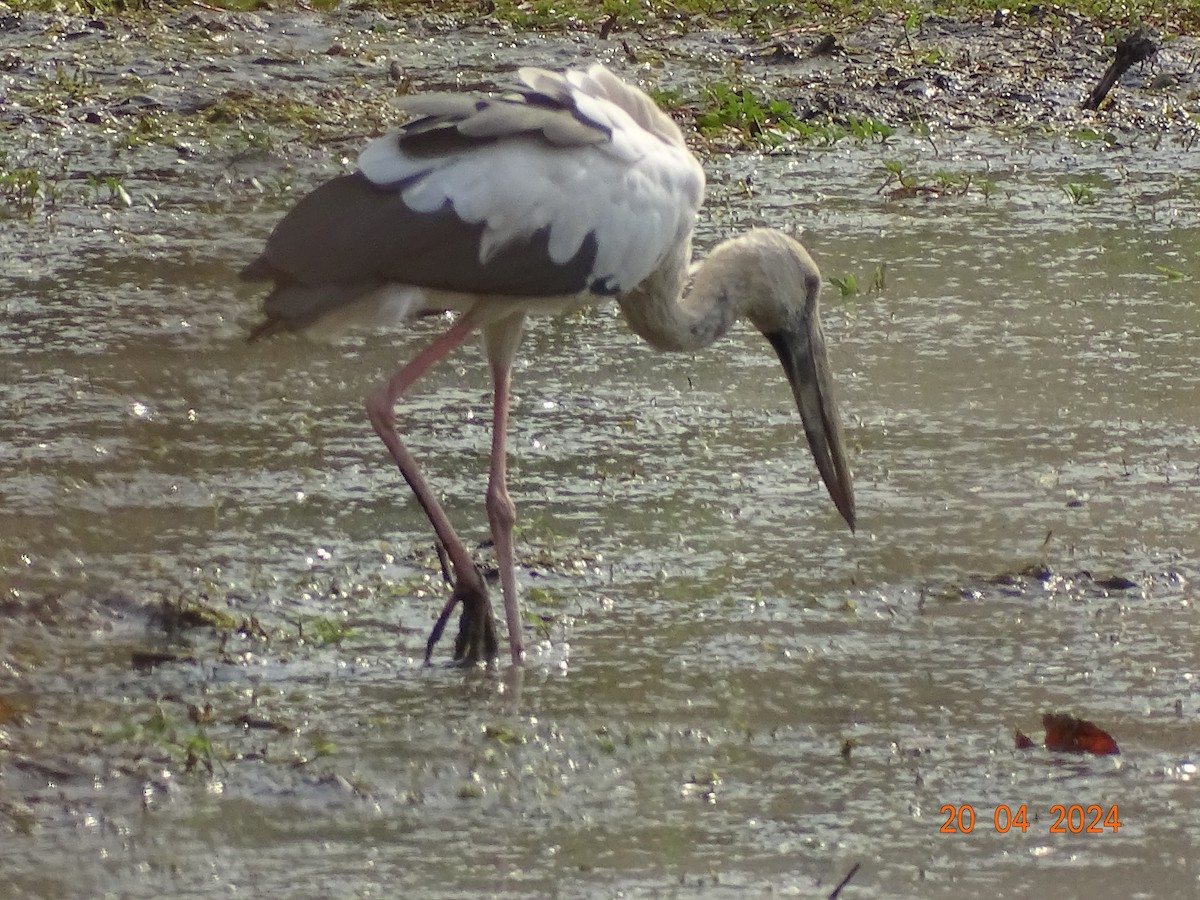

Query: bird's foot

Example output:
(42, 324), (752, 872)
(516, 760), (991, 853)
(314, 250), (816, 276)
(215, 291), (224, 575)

(451, 582), (499, 666)
(423, 571), (498, 667)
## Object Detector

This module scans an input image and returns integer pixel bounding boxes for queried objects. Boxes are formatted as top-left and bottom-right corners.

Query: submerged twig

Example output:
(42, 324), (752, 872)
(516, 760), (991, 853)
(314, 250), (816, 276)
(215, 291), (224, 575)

(828, 862), (862, 899)
(1083, 30), (1157, 110)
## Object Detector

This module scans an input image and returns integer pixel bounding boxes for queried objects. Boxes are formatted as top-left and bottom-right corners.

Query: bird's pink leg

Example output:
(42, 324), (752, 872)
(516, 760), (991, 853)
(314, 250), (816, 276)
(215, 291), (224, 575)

(365, 313), (497, 665)
(486, 355), (523, 665)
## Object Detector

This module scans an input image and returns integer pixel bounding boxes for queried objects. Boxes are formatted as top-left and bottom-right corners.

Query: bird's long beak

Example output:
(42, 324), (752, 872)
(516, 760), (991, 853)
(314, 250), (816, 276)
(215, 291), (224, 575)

(766, 316), (856, 531)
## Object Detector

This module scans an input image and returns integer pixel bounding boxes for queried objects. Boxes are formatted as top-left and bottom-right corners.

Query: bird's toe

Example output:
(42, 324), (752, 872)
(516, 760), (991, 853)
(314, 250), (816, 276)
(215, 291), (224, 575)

(452, 587), (499, 666)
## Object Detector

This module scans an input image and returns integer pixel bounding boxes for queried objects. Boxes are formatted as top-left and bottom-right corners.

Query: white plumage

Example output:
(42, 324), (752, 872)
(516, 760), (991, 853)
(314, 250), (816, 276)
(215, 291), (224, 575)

(243, 63), (855, 667)
(354, 65), (704, 303)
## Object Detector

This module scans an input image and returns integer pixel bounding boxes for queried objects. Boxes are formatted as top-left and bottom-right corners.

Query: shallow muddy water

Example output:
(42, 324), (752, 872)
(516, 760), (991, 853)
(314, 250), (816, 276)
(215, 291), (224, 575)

(3, 11), (1200, 900)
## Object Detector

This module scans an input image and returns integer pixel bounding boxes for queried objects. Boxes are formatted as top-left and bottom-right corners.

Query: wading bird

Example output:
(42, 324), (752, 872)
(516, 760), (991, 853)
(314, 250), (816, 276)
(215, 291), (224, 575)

(242, 63), (855, 667)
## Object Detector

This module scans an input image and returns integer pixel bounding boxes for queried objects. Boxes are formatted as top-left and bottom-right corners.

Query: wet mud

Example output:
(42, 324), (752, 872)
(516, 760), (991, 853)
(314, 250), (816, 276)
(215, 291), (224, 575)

(3, 6), (1200, 899)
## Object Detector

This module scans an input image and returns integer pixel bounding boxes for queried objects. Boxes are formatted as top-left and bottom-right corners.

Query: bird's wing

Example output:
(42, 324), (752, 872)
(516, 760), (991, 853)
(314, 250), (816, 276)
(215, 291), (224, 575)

(241, 64), (705, 329)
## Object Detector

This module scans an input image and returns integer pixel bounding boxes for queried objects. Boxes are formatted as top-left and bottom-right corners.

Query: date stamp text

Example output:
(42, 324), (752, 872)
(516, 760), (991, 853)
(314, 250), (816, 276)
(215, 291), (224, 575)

(940, 804), (1121, 834)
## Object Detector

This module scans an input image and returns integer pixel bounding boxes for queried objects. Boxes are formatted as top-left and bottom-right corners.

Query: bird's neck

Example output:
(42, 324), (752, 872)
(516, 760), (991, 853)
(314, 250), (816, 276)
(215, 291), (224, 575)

(615, 239), (740, 353)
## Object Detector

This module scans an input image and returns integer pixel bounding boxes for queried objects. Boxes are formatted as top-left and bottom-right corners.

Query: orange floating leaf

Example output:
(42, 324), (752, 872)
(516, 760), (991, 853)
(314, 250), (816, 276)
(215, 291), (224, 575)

(1042, 712), (1120, 756)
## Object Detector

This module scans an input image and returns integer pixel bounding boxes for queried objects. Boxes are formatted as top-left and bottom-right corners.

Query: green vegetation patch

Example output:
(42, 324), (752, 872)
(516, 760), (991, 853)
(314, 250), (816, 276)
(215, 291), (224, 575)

(694, 80), (895, 148)
(5, 0), (1194, 32)
(201, 90), (330, 128)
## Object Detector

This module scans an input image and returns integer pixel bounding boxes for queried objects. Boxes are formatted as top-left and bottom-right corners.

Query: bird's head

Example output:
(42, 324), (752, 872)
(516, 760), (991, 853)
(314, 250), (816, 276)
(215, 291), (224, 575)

(718, 230), (857, 531)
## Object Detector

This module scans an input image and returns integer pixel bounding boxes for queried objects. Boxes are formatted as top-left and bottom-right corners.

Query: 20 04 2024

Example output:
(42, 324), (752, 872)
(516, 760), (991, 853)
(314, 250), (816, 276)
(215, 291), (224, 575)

(940, 804), (1122, 834)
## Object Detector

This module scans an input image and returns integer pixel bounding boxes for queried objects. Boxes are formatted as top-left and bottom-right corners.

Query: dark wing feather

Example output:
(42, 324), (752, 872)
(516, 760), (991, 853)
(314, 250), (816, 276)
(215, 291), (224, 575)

(240, 173), (598, 331)
(393, 90), (609, 158)
(243, 65), (704, 337)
